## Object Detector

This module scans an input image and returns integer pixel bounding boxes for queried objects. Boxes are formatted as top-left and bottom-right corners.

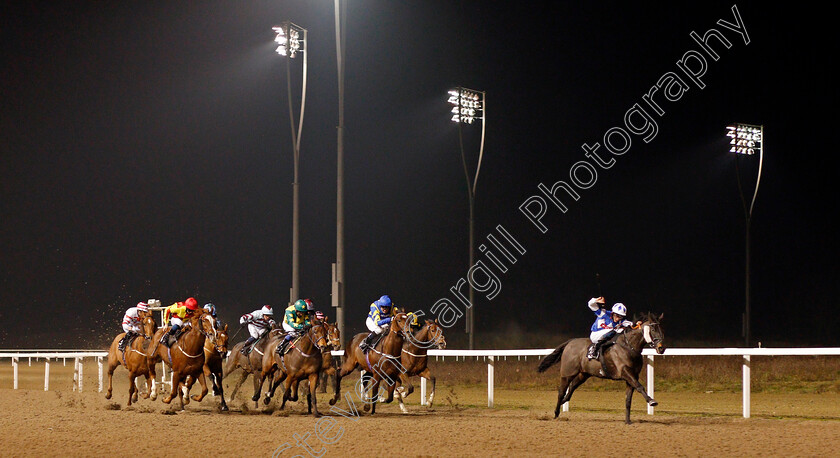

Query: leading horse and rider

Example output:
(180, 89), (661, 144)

(538, 295), (666, 424)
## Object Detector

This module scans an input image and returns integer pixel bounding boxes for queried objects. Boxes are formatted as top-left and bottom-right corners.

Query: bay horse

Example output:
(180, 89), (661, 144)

(537, 312), (666, 424)
(201, 315), (230, 411)
(222, 326), (282, 403)
(331, 313), (409, 415)
(391, 318), (447, 412)
(146, 310), (212, 409)
(105, 314), (157, 406)
(257, 324), (329, 416)
(291, 317), (341, 397)
(316, 318), (341, 394)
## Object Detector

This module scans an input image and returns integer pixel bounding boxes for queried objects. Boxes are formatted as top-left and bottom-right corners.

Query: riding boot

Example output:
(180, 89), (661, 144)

(588, 340), (604, 360)
(277, 336), (292, 356)
(162, 326), (179, 348)
(241, 336), (256, 355)
(360, 332), (377, 353)
(118, 332), (131, 352)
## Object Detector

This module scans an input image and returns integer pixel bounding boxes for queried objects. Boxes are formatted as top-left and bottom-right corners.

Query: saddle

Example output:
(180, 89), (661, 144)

(118, 332), (139, 351)
(162, 326), (187, 347)
(242, 335), (263, 355)
(276, 334), (302, 356)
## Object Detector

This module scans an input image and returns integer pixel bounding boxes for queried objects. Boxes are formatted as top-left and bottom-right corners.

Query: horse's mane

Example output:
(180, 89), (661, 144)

(632, 311), (661, 324)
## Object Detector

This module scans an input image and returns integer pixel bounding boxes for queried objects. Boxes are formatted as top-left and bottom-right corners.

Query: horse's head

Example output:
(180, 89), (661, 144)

(307, 323), (329, 352)
(641, 313), (666, 354)
(391, 312), (409, 334)
(323, 318), (341, 349)
(425, 319), (447, 350)
(213, 323), (229, 355)
(142, 314), (157, 338)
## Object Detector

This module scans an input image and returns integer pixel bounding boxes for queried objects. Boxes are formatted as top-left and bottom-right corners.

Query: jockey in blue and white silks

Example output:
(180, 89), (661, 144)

(360, 295), (395, 352)
(587, 296), (633, 360)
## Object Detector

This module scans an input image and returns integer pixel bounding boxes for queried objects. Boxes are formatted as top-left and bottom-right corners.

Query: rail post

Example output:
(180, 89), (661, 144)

(13, 357), (19, 389)
(98, 356), (103, 392)
(420, 377), (427, 406)
(742, 354), (751, 418)
(44, 358), (50, 391)
(73, 357), (79, 392)
(647, 354), (655, 415)
(487, 355), (494, 408)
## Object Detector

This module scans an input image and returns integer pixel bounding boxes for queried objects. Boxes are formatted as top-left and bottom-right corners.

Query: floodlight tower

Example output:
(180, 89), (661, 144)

(726, 123), (764, 347)
(448, 87), (486, 350)
(273, 22), (307, 307)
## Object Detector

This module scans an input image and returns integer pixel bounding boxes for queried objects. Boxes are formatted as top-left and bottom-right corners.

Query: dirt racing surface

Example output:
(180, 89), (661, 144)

(1, 366), (839, 457)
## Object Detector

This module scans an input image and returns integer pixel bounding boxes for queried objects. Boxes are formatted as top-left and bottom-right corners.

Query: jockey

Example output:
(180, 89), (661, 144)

(203, 302), (217, 318)
(118, 301), (149, 351)
(239, 305), (276, 354)
(161, 297), (199, 347)
(587, 296), (633, 360)
(360, 295), (395, 353)
(277, 299), (311, 355)
(204, 302), (222, 328)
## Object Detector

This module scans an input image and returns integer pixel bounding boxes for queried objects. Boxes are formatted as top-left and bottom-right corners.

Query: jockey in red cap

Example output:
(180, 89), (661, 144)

(161, 297), (199, 347)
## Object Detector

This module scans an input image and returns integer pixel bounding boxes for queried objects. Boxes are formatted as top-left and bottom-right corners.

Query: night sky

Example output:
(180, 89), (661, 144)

(2, 1), (837, 348)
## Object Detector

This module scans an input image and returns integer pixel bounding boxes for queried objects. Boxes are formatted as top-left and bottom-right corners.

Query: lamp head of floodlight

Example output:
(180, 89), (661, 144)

(447, 87), (484, 124)
(726, 123), (762, 155)
(273, 22), (305, 58)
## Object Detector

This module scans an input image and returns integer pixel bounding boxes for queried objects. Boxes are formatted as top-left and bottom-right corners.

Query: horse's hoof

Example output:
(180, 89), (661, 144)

(220, 404), (229, 412)
(191, 395), (201, 402)
(328, 398), (337, 406)
(105, 393), (112, 400)
(263, 397), (271, 406)
(648, 400), (658, 407)
(161, 397), (172, 404)
(363, 404), (370, 412)
(251, 395), (260, 402)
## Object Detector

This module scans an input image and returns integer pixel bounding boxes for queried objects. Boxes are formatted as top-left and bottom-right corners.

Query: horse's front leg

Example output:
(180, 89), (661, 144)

(267, 370), (287, 407)
(368, 377), (382, 415)
(618, 367), (656, 407)
(417, 367), (434, 406)
(308, 372), (320, 417)
(127, 373), (137, 406)
(625, 383), (635, 425)
(142, 373), (152, 399)
(105, 357), (118, 400)
(192, 372), (209, 402)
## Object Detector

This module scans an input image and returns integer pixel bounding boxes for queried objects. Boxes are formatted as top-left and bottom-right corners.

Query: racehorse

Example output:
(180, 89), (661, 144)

(201, 315), (230, 411)
(257, 324), (329, 416)
(391, 318), (446, 412)
(146, 310), (212, 409)
(105, 314), (157, 406)
(222, 325), (282, 403)
(291, 317), (341, 397)
(316, 318), (341, 393)
(537, 312), (666, 424)
(331, 313), (409, 415)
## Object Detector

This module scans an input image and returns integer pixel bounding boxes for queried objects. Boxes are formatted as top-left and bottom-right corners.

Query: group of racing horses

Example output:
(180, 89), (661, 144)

(104, 309), (447, 417)
(104, 307), (666, 423)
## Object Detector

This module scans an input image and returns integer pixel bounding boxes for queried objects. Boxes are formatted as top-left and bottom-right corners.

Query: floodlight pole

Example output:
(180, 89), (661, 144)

(274, 23), (307, 308)
(451, 87), (486, 350)
(730, 124), (763, 347)
(333, 0), (347, 340)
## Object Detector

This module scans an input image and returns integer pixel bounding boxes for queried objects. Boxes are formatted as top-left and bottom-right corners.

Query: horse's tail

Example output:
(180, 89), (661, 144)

(537, 339), (572, 373)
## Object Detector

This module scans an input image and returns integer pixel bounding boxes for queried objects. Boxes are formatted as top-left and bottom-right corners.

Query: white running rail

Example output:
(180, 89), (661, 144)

(3, 347), (838, 418)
